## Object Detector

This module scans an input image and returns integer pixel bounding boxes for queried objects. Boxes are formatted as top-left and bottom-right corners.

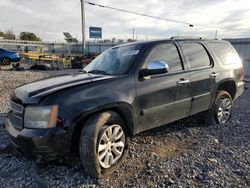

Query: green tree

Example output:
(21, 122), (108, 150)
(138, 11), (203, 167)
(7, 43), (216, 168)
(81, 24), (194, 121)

(19, 32), (41, 41)
(4, 30), (15, 40)
(0, 31), (4, 37)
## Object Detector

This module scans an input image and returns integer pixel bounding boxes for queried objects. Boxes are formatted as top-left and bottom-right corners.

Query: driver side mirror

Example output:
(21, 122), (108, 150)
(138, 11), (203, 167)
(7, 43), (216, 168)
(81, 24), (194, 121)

(139, 60), (169, 78)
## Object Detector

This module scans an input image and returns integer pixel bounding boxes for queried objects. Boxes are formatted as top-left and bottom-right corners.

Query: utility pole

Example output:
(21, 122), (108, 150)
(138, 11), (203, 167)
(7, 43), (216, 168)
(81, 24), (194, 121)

(132, 28), (135, 41)
(80, 0), (86, 54)
(215, 30), (218, 39)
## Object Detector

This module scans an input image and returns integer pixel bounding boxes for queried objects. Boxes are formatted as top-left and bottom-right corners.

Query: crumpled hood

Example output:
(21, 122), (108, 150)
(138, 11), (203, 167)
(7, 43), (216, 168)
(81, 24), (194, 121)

(14, 73), (113, 104)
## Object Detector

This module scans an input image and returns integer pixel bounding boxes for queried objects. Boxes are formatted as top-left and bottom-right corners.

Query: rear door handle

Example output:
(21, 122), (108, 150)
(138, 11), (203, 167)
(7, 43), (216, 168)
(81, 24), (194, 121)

(210, 72), (219, 77)
(177, 78), (189, 84)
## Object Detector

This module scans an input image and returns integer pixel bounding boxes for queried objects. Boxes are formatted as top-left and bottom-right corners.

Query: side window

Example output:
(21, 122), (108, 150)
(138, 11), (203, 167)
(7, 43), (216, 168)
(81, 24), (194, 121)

(206, 42), (241, 65)
(143, 43), (183, 73)
(181, 43), (211, 69)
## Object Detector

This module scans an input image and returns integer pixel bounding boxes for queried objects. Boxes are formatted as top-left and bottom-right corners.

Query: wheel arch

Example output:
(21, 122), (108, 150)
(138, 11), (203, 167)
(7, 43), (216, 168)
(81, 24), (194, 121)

(70, 103), (136, 153)
(216, 79), (237, 100)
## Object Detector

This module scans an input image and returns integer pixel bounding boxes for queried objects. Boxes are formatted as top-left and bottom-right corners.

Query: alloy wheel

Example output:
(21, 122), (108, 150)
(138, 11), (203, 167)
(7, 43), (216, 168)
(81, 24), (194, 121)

(97, 124), (125, 169)
(217, 98), (232, 123)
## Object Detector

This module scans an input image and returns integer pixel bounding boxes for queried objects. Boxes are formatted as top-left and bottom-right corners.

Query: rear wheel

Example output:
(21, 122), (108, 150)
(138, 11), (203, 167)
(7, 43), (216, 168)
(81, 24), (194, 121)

(1, 57), (11, 65)
(204, 90), (233, 124)
(79, 111), (129, 177)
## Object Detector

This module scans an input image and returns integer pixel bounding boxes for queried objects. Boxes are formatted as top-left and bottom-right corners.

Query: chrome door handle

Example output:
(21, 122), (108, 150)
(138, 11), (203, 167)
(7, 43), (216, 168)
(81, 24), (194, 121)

(210, 72), (219, 77)
(177, 79), (189, 84)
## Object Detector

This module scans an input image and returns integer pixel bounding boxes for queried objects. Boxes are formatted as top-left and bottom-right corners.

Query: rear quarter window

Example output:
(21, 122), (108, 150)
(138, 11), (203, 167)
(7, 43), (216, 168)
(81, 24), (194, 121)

(206, 42), (241, 65)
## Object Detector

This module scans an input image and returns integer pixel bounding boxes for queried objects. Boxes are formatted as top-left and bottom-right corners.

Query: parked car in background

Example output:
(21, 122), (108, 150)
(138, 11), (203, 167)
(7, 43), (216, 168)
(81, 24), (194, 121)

(71, 53), (99, 69)
(5, 37), (244, 177)
(0, 48), (21, 66)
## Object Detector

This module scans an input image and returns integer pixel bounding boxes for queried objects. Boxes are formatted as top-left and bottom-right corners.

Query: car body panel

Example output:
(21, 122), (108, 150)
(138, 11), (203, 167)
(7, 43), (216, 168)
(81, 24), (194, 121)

(0, 48), (21, 63)
(14, 73), (114, 104)
(136, 71), (192, 132)
(5, 119), (72, 158)
(39, 75), (139, 132)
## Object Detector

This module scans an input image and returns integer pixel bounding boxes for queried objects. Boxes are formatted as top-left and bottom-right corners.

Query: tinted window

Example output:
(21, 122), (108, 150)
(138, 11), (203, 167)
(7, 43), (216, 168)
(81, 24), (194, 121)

(84, 45), (140, 75)
(143, 43), (183, 73)
(182, 43), (211, 69)
(207, 42), (241, 65)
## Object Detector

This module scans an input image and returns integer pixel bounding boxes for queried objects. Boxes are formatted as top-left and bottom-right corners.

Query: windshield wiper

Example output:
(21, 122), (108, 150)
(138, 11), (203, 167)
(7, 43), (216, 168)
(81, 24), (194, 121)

(87, 70), (111, 75)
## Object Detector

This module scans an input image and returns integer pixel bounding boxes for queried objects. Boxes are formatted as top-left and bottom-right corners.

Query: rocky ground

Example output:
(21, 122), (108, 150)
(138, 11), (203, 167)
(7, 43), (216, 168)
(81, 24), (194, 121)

(0, 70), (249, 188)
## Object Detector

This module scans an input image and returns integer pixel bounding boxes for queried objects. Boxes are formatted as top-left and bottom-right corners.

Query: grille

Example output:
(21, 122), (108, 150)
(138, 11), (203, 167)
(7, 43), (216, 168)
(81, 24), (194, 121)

(10, 101), (24, 114)
(9, 100), (24, 130)
(9, 113), (23, 130)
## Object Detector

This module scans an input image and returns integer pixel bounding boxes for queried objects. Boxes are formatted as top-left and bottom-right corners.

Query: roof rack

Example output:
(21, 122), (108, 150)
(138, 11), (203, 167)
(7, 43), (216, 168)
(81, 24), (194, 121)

(170, 36), (206, 40)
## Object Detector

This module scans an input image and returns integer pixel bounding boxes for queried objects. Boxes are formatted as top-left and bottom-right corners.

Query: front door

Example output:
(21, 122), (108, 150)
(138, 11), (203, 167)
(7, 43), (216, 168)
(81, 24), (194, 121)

(136, 42), (192, 132)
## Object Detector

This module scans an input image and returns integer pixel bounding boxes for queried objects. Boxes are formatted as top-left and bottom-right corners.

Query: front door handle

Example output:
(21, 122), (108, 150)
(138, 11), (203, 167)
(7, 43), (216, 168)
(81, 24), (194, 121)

(210, 72), (219, 77)
(177, 78), (189, 84)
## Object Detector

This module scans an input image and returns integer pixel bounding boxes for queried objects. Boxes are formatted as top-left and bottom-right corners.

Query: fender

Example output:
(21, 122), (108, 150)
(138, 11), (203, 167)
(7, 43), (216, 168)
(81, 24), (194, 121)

(209, 78), (237, 109)
(69, 102), (138, 136)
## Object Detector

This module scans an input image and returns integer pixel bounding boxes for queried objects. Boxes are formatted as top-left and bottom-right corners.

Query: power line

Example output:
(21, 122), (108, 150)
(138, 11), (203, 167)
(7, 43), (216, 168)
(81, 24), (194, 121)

(85, 1), (250, 31)
(85, 1), (194, 27)
(54, 1), (80, 33)
(44, 0), (61, 33)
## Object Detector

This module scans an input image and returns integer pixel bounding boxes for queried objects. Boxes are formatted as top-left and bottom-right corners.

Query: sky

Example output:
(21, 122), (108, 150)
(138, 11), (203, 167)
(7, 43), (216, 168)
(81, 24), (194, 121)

(0, 0), (250, 42)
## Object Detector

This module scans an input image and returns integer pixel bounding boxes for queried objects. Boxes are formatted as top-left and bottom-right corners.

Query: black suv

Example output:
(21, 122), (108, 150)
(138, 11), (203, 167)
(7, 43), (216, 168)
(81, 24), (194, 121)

(5, 37), (244, 177)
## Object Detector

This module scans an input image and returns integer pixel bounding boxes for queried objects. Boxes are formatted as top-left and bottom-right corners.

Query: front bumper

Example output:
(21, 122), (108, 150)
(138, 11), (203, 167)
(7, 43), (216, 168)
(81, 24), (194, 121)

(5, 119), (73, 159)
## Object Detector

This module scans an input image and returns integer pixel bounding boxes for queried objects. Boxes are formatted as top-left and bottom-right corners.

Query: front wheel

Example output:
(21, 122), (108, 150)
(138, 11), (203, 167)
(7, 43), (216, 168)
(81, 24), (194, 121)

(204, 90), (233, 125)
(79, 111), (129, 178)
(1, 57), (11, 65)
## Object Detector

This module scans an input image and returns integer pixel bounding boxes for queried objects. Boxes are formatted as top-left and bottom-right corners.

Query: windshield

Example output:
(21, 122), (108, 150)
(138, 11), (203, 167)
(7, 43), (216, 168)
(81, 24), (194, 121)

(83, 45), (140, 75)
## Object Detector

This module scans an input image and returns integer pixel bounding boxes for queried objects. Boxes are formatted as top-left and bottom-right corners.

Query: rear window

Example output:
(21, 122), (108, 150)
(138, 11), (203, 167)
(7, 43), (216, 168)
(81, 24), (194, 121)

(181, 43), (211, 69)
(206, 42), (241, 65)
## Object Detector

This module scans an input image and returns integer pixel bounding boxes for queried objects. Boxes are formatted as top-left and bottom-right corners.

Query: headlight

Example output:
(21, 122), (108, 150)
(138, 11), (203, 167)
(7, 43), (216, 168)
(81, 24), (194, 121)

(24, 105), (58, 129)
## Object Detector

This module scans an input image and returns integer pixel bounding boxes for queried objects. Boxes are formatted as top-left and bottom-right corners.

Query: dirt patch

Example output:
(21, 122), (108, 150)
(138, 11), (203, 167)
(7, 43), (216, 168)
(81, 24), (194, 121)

(153, 138), (197, 159)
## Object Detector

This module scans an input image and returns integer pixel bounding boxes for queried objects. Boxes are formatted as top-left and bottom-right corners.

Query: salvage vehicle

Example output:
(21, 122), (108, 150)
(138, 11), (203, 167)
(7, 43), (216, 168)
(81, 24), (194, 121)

(5, 37), (244, 177)
(0, 47), (21, 65)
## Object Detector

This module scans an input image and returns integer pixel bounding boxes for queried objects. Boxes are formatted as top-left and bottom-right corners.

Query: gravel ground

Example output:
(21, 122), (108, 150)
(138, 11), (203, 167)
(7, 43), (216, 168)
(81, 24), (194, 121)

(0, 70), (249, 188)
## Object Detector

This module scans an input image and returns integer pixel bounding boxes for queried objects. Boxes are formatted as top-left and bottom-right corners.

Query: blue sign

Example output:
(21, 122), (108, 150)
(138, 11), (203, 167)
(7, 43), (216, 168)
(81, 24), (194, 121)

(89, 27), (102, 38)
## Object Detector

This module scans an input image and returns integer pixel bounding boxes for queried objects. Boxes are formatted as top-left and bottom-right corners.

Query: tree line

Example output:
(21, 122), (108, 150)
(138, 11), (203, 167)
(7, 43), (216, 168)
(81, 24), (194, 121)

(0, 30), (41, 41)
(0, 31), (137, 43)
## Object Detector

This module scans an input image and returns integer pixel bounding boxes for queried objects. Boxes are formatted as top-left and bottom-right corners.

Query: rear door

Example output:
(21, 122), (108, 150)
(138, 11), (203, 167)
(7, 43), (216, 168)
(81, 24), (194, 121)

(179, 42), (216, 115)
(136, 42), (191, 132)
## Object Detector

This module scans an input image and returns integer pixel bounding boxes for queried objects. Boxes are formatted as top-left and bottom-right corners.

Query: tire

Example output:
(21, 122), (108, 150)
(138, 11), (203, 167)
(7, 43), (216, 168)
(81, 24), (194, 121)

(204, 90), (233, 125)
(79, 111), (129, 178)
(1, 57), (11, 66)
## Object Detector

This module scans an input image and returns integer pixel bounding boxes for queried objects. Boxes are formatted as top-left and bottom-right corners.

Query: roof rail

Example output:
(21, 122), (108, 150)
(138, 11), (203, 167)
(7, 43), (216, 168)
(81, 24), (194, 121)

(170, 36), (206, 40)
